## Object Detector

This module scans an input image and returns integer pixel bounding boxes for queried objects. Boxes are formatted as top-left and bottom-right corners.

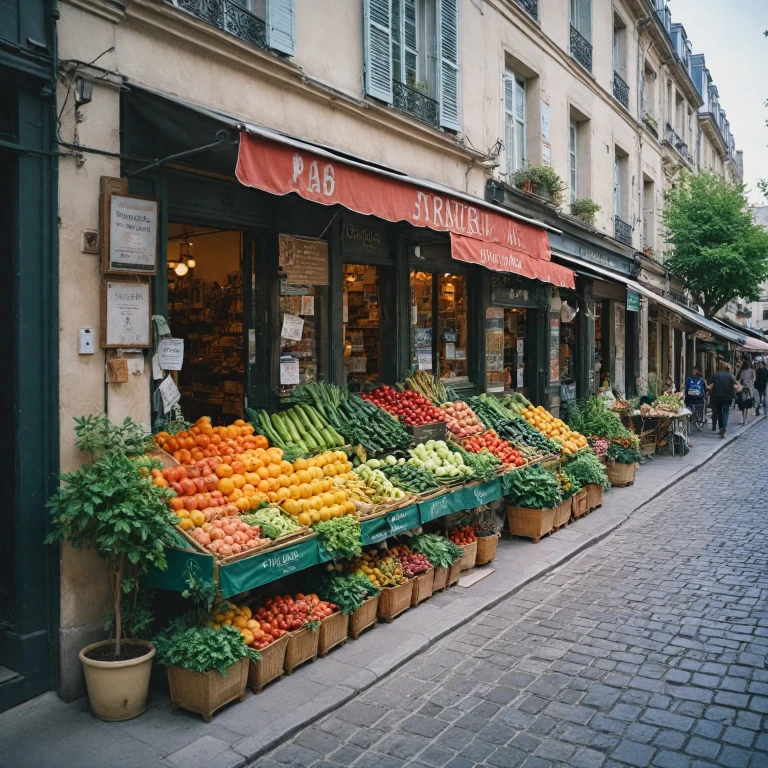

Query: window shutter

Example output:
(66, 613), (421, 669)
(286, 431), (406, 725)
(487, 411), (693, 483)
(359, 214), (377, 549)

(504, 74), (515, 175)
(404, 0), (418, 83)
(364, 0), (393, 103)
(614, 156), (620, 216)
(569, 122), (577, 203)
(437, 0), (461, 131)
(579, 0), (592, 42)
(266, 0), (295, 56)
(514, 77), (526, 170)
(392, 0), (402, 82)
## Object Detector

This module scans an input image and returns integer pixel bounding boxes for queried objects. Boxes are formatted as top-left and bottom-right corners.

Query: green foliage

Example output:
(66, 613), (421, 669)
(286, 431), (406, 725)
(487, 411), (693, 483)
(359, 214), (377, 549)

(154, 618), (259, 675)
(181, 561), (221, 619)
(313, 516), (363, 561)
(571, 198), (601, 225)
(662, 172), (768, 317)
(152, 405), (191, 435)
(562, 397), (632, 441)
(512, 166), (567, 206)
(564, 452), (611, 490)
(314, 572), (380, 615)
(608, 443), (643, 465)
(505, 464), (562, 510)
(103, 586), (154, 641)
(409, 533), (463, 567)
(74, 414), (151, 462)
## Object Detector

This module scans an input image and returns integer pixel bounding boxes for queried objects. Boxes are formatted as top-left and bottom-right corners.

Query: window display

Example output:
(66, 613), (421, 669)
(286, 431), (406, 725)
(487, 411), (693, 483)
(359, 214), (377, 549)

(559, 294), (577, 385)
(410, 271), (434, 372)
(504, 308), (526, 393)
(438, 273), (469, 386)
(343, 264), (381, 390)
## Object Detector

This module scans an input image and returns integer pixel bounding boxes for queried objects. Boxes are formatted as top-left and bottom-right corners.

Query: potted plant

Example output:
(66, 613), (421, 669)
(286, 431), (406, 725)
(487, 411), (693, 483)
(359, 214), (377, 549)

(511, 166), (566, 206)
(570, 198), (601, 226)
(46, 416), (175, 721)
(505, 464), (563, 543)
(564, 451), (611, 511)
(606, 440), (643, 487)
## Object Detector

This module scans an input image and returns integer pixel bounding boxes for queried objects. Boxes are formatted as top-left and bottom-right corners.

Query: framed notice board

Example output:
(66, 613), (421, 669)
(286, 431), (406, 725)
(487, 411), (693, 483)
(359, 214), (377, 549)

(101, 277), (152, 348)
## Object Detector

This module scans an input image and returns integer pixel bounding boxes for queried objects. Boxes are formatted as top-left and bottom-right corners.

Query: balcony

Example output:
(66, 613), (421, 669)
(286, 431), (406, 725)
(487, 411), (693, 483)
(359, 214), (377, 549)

(171, 0), (266, 48)
(514, 0), (538, 21)
(614, 216), (632, 246)
(392, 80), (439, 128)
(664, 123), (694, 166)
(570, 25), (592, 72)
(642, 113), (659, 138)
(613, 71), (630, 109)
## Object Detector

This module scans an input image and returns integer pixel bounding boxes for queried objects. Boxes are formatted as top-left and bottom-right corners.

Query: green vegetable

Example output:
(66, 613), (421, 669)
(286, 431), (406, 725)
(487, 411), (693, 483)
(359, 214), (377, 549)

(608, 443), (643, 465)
(242, 506), (302, 538)
(313, 515), (363, 560)
(314, 572), (380, 615)
(505, 464), (562, 509)
(561, 397), (635, 443)
(409, 534), (463, 567)
(154, 618), (259, 675)
(379, 463), (440, 493)
(564, 452), (610, 490)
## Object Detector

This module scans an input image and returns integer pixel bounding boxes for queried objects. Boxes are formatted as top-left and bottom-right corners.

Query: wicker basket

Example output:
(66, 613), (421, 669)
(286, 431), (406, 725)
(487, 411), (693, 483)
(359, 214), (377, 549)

(553, 499), (571, 530)
(284, 625), (319, 675)
(349, 595), (379, 639)
(168, 657), (248, 722)
(247, 634), (288, 694)
(606, 461), (636, 487)
(318, 611), (349, 657)
(506, 505), (557, 543)
(459, 540), (478, 572)
(585, 484), (604, 511)
(377, 580), (414, 622)
(447, 557), (462, 587)
(570, 489), (588, 519)
(432, 565), (449, 592)
(410, 568), (435, 607)
(475, 534), (499, 565)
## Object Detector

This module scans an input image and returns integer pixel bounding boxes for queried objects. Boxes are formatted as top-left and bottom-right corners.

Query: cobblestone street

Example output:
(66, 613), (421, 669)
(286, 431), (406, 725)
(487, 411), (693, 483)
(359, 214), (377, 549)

(259, 424), (768, 768)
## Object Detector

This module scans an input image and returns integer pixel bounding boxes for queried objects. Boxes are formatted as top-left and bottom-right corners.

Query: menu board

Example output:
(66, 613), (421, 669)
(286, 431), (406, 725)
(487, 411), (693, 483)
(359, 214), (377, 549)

(279, 234), (329, 285)
(101, 278), (151, 348)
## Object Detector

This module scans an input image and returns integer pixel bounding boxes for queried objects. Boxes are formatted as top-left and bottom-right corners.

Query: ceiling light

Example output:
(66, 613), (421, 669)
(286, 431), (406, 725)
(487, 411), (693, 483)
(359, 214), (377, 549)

(186, 258), (196, 269)
(167, 260), (179, 270)
(175, 262), (189, 276)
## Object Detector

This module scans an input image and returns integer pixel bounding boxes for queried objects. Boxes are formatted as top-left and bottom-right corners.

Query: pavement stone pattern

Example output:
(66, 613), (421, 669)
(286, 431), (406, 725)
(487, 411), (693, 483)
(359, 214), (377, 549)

(256, 423), (768, 768)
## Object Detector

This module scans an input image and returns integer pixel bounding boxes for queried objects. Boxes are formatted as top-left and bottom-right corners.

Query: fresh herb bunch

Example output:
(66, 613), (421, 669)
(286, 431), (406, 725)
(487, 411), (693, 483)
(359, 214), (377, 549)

(74, 414), (151, 462)
(154, 617), (259, 675)
(314, 572), (380, 615)
(563, 397), (634, 443)
(505, 464), (562, 509)
(448, 442), (500, 481)
(652, 394), (683, 413)
(608, 443), (644, 465)
(409, 534), (463, 567)
(556, 470), (582, 499)
(313, 515), (363, 560)
(564, 452), (611, 490)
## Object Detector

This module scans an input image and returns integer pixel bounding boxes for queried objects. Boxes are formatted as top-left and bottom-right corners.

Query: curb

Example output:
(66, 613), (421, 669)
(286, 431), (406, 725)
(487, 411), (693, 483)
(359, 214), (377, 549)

(236, 414), (766, 763)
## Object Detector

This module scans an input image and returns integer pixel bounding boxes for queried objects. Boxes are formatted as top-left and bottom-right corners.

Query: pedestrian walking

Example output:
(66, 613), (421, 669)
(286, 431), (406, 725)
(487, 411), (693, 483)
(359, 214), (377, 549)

(736, 359), (755, 426)
(707, 360), (738, 438)
(755, 360), (767, 415)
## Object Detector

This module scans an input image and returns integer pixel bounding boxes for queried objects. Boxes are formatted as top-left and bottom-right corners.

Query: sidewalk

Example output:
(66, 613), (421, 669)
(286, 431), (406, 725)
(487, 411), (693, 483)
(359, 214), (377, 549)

(2, 414), (764, 768)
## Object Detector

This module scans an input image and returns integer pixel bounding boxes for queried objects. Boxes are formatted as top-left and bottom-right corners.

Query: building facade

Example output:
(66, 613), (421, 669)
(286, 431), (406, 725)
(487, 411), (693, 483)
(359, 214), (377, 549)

(34, 0), (746, 704)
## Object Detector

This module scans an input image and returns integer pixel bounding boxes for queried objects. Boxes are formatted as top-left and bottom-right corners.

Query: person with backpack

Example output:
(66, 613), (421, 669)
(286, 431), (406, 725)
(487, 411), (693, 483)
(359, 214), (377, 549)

(755, 360), (767, 416)
(707, 361), (737, 438)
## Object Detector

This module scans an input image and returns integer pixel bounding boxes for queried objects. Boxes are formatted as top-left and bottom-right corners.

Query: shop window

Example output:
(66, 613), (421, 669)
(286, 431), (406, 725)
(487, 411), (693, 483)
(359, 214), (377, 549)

(410, 269), (472, 387)
(343, 264), (382, 390)
(166, 225), (245, 424)
(499, 308), (527, 394)
(559, 295), (578, 386)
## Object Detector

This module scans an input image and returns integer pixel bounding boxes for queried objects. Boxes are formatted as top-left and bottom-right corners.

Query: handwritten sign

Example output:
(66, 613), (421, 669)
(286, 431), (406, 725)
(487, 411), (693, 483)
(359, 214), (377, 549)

(417, 348), (433, 371)
(387, 505), (420, 537)
(281, 314), (304, 341)
(107, 194), (158, 274)
(280, 358), (300, 385)
(279, 234), (329, 285)
(157, 338), (184, 371)
(158, 375), (180, 414)
(101, 278), (151, 348)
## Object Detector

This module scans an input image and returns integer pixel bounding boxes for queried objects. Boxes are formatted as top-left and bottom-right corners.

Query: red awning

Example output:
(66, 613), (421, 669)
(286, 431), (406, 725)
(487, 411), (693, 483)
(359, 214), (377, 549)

(451, 234), (575, 289)
(236, 132), (567, 279)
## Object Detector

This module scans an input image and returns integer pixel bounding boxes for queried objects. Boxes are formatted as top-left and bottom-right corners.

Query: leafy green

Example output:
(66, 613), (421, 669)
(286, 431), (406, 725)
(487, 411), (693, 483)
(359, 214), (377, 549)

(409, 534), (463, 567)
(154, 618), (259, 675)
(562, 397), (634, 442)
(73, 414), (152, 462)
(181, 561), (222, 618)
(608, 443), (643, 465)
(315, 572), (380, 615)
(313, 516), (363, 561)
(505, 464), (562, 509)
(564, 452), (611, 490)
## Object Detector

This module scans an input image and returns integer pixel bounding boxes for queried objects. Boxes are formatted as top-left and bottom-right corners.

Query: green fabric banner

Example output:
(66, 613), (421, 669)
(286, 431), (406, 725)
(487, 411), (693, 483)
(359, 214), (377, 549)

(418, 492), (455, 524)
(418, 479), (502, 524)
(386, 504), (420, 537)
(361, 514), (391, 545)
(218, 536), (321, 598)
(144, 546), (214, 592)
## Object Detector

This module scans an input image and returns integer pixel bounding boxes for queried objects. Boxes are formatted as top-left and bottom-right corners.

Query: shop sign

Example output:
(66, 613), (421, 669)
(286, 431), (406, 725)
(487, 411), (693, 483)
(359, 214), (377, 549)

(101, 277), (151, 348)
(279, 234), (329, 285)
(637, 268), (667, 292)
(548, 233), (635, 276)
(626, 289), (641, 312)
(341, 215), (388, 258)
(695, 330), (716, 342)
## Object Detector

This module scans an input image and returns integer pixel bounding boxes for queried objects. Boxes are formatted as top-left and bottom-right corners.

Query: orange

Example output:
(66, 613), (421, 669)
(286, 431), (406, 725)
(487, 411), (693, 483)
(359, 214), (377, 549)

(278, 474), (291, 488)
(231, 460), (246, 475)
(249, 495), (261, 510)
(279, 460), (293, 476)
(282, 499), (299, 515)
(289, 485), (301, 500)
(297, 512), (311, 527)
(293, 457), (308, 471)
(275, 487), (290, 502)
(231, 473), (246, 489)
(288, 473), (300, 486)
(299, 483), (312, 499)
(267, 491), (278, 502)
(257, 479), (271, 493)
(253, 435), (268, 450)
(256, 466), (270, 481)
(189, 509), (205, 527)
(245, 472), (260, 486)
(217, 477), (235, 495)
(228, 488), (243, 502)
(266, 448), (283, 464)
(215, 464), (233, 479)
(318, 508), (331, 522)
(268, 463), (281, 479)
(242, 484), (256, 497)
(235, 497), (251, 513)
(297, 469), (312, 485)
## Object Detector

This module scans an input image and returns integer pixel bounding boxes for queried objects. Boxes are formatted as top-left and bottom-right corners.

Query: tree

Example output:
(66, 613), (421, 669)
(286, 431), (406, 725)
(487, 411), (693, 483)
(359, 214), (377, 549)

(662, 171), (768, 318)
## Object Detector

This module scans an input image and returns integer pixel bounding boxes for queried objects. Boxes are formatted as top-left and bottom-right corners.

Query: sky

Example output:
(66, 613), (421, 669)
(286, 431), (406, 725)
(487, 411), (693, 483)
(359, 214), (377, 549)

(668, 0), (767, 203)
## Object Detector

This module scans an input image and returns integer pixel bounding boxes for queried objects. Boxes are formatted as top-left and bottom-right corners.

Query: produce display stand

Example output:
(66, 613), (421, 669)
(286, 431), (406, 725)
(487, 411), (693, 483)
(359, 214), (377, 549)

(585, 483), (604, 511)
(570, 489), (588, 519)
(348, 595), (380, 639)
(284, 625), (319, 675)
(475, 533), (499, 565)
(168, 657), (248, 722)
(410, 568), (435, 606)
(432, 565), (449, 592)
(318, 611), (349, 657)
(605, 461), (637, 487)
(247, 634), (289, 694)
(552, 499), (572, 531)
(377, 580), (414, 622)
(447, 556), (462, 587)
(506, 505), (557, 543)
(458, 540), (478, 572)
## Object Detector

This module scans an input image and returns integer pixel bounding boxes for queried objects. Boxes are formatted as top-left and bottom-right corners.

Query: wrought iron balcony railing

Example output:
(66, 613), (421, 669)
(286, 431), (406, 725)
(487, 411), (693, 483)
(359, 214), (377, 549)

(614, 216), (632, 246)
(392, 80), (439, 128)
(664, 123), (694, 166)
(514, 0), (538, 21)
(570, 25), (592, 72)
(613, 71), (629, 109)
(171, 0), (266, 49)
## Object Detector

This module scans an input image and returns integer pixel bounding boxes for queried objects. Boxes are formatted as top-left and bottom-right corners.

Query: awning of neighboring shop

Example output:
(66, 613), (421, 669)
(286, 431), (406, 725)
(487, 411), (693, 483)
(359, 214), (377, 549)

(740, 336), (768, 352)
(552, 250), (746, 345)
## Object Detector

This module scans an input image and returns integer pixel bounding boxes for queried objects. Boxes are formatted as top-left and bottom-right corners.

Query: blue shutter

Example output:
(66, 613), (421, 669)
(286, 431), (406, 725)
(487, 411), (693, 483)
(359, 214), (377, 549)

(437, 0), (461, 131)
(266, 0), (295, 56)
(364, 0), (393, 103)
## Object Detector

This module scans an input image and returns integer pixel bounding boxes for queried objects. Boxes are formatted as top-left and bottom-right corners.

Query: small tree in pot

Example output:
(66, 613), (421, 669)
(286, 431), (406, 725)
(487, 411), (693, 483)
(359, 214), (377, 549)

(46, 415), (176, 721)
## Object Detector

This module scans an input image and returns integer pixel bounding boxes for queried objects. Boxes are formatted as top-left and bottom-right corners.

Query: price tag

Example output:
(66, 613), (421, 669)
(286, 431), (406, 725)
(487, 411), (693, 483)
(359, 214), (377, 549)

(280, 358), (300, 385)
(417, 348), (432, 371)
(445, 342), (456, 360)
(157, 338), (184, 371)
(158, 375), (180, 414)
(281, 314), (304, 341)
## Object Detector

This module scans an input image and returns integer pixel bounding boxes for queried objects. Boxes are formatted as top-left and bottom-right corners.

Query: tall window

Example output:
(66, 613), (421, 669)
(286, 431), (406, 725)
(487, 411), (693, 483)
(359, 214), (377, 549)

(642, 178), (655, 251)
(391, 0), (436, 95)
(613, 155), (621, 218)
(570, 0), (592, 41)
(642, 62), (656, 119)
(504, 72), (526, 175)
(569, 121), (578, 204)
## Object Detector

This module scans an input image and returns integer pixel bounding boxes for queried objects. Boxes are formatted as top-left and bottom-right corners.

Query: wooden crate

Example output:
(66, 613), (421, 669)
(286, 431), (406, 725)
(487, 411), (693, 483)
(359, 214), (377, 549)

(552, 499), (572, 530)
(318, 611), (349, 657)
(506, 505), (557, 544)
(606, 461), (636, 487)
(284, 625), (319, 675)
(410, 568), (435, 607)
(432, 565), (449, 592)
(377, 580), (414, 622)
(247, 634), (288, 694)
(447, 557), (462, 587)
(570, 489), (588, 519)
(459, 541), (478, 572)
(475, 534), (499, 565)
(585, 484), (604, 511)
(349, 595), (379, 639)
(168, 657), (248, 722)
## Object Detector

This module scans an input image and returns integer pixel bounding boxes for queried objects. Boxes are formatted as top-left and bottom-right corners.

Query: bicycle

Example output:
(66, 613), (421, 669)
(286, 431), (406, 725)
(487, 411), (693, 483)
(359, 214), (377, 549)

(687, 395), (708, 432)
